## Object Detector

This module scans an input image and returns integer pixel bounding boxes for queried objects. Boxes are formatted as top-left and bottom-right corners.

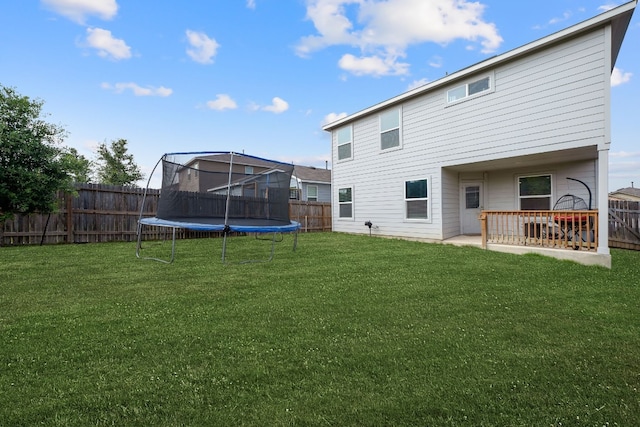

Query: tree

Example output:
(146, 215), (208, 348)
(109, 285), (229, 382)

(61, 147), (92, 183)
(0, 85), (73, 231)
(95, 138), (143, 186)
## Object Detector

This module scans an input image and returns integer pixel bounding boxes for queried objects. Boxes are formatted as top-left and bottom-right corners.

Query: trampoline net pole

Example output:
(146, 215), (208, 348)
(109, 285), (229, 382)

(222, 152), (235, 262)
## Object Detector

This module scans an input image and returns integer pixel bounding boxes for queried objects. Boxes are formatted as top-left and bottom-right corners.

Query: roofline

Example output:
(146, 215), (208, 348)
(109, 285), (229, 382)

(294, 178), (331, 184)
(322, 0), (637, 131)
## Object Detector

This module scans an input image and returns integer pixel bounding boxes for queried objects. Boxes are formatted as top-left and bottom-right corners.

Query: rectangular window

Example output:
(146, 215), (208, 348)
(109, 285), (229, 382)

(245, 166), (254, 175)
(307, 185), (318, 202)
(289, 188), (300, 200)
(338, 187), (353, 218)
(337, 126), (352, 161)
(465, 186), (480, 209)
(519, 175), (552, 210)
(380, 108), (400, 150)
(405, 179), (428, 219)
(447, 75), (492, 104)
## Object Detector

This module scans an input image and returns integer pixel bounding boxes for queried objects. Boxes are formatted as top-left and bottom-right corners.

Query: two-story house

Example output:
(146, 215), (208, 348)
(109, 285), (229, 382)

(323, 1), (636, 268)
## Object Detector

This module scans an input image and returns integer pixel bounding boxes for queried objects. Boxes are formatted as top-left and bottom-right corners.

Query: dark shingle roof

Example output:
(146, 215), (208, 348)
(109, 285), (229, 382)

(610, 187), (640, 198)
(293, 165), (331, 184)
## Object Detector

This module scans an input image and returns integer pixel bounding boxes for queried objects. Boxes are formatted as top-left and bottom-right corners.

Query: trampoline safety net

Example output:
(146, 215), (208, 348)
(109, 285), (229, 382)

(157, 152), (294, 227)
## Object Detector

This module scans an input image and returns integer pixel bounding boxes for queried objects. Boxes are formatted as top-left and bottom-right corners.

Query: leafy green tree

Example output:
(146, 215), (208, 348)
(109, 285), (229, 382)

(61, 147), (92, 183)
(95, 138), (143, 186)
(0, 85), (74, 239)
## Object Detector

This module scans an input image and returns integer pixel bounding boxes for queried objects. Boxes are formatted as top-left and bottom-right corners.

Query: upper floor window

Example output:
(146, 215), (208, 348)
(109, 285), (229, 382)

(447, 75), (492, 104)
(519, 175), (552, 210)
(405, 179), (429, 219)
(245, 166), (254, 175)
(380, 108), (401, 151)
(337, 126), (352, 161)
(338, 187), (353, 218)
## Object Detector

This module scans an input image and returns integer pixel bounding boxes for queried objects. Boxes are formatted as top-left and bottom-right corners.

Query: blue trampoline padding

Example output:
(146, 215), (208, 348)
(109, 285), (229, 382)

(139, 217), (301, 233)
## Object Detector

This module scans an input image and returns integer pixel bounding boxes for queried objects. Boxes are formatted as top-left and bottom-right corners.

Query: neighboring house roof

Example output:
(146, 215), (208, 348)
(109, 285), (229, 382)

(323, 0), (636, 131)
(189, 152), (290, 169)
(292, 165), (331, 184)
(609, 187), (640, 201)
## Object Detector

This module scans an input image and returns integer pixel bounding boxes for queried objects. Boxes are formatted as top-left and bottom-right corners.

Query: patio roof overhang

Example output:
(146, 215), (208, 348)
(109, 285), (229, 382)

(442, 146), (598, 173)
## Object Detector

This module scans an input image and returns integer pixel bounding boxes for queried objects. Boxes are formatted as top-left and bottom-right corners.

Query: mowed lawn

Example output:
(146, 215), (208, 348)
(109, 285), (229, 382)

(1, 232), (638, 426)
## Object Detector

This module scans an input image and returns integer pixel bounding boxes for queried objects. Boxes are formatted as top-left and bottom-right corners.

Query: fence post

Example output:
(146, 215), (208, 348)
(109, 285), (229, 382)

(479, 212), (487, 249)
(66, 191), (73, 243)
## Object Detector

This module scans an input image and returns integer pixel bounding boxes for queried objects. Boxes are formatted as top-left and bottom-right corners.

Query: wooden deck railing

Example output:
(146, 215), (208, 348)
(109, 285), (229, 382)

(480, 210), (599, 252)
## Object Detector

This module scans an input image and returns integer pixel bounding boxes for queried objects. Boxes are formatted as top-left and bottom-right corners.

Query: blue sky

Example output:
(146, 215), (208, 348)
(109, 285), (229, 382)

(1, 0), (638, 190)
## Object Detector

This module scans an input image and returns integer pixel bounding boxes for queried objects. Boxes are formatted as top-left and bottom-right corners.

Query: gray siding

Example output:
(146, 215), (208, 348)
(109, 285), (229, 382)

(332, 29), (607, 240)
(302, 183), (331, 202)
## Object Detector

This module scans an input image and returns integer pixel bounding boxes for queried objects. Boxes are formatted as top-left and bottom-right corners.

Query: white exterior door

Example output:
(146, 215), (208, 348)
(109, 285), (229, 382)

(461, 182), (483, 235)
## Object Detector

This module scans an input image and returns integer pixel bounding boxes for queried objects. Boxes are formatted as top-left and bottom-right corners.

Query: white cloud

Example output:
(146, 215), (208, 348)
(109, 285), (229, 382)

(247, 0), (256, 9)
(85, 27), (131, 60)
(262, 97), (289, 113)
(42, 0), (118, 24)
(296, 0), (502, 77)
(609, 150), (640, 189)
(407, 78), (429, 91)
(206, 94), (238, 111)
(610, 151), (640, 158)
(101, 82), (173, 97)
(428, 55), (443, 68)
(322, 112), (348, 126)
(338, 53), (409, 76)
(598, 3), (620, 12)
(548, 10), (572, 25)
(611, 67), (632, 87)
(185, 30), (219, 64)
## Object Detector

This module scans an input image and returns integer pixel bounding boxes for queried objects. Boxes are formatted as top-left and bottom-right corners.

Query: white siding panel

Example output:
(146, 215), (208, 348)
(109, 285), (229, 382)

(441, 168), (460, 239)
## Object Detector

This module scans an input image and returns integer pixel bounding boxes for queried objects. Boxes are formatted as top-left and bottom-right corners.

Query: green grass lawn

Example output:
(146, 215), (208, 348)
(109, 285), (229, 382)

(1, 233), (639, 426)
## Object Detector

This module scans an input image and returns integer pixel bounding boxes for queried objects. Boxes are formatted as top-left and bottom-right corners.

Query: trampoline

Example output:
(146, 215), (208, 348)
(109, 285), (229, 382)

(136, 151), (301, 263)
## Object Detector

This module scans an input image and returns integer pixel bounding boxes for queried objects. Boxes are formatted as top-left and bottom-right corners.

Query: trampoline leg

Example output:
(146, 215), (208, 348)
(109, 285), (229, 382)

(169, 227), (177, 262)
(135, 222), (144, 258)
(136, 224), (177, 264)
(268, 233), (277, 262)
(222, 232), (228, 263)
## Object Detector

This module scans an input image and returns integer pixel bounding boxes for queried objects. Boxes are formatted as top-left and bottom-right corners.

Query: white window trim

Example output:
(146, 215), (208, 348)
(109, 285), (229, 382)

(379, 106), (402, 153)
(336, 125), (353, 162)
(337, 186), (354, 220)
(404, 177), (432, 222)
(445, 71), (495, 106)
(517, 173), (554, 210)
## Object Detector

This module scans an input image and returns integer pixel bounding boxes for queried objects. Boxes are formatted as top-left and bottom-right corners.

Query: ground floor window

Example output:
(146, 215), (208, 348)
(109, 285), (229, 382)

(338, 187), (353, 218)
(519, 174), (552, 210)
(405, 179), (429, 219)
(307, 185), (318, 202)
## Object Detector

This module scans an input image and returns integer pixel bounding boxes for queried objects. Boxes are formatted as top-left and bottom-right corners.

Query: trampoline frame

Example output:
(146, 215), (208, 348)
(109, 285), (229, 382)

(135, 151), (301, 264)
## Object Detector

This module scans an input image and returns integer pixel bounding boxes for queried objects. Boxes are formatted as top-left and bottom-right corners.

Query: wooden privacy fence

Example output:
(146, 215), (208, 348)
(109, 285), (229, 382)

(1, 184), (332, 246)
(609, 200), (640, 250)
(289, 200), (332, 232)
